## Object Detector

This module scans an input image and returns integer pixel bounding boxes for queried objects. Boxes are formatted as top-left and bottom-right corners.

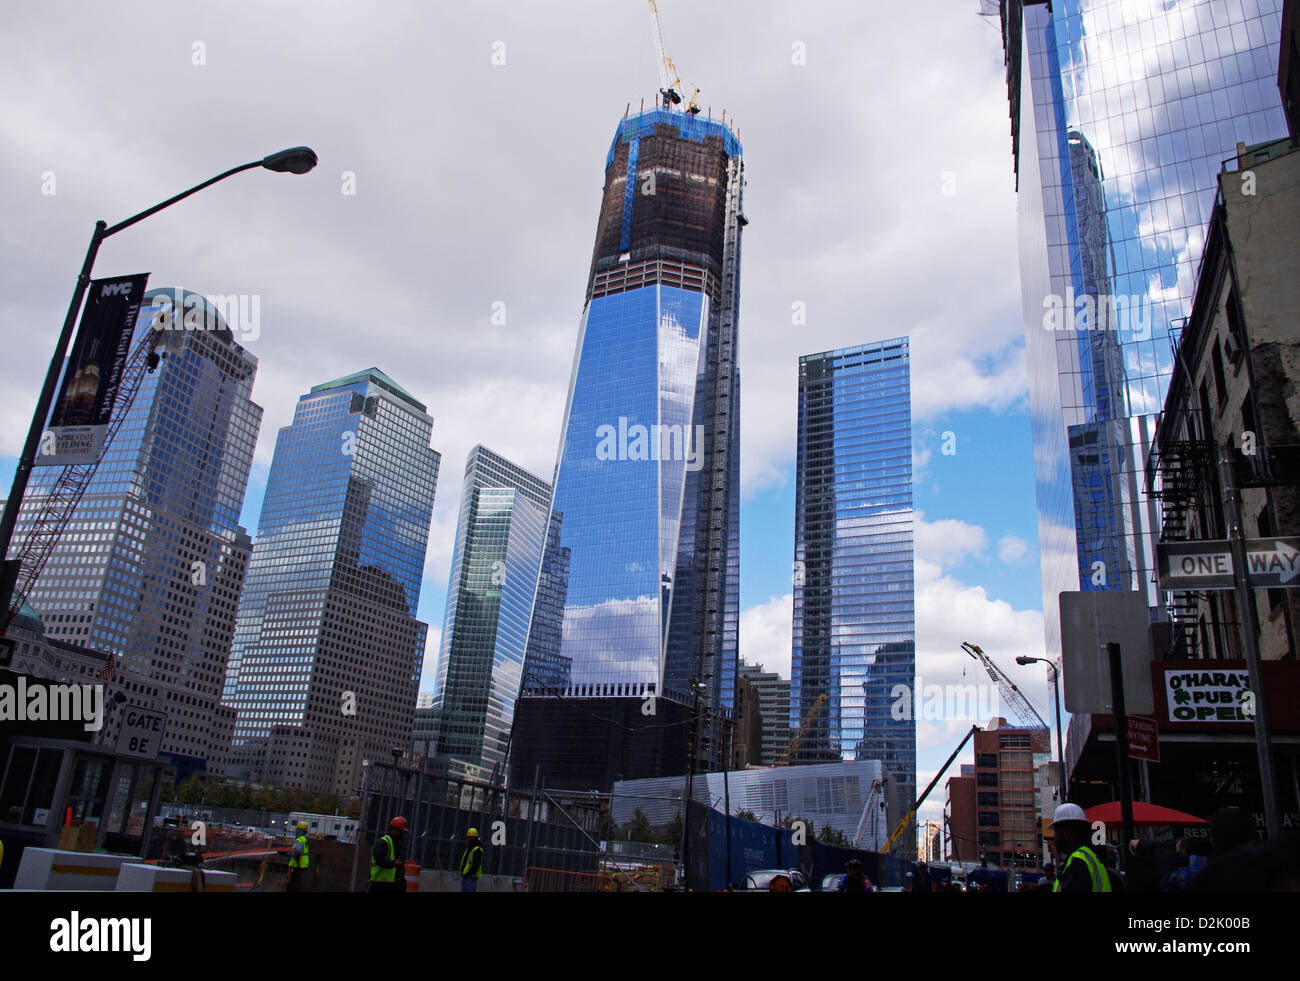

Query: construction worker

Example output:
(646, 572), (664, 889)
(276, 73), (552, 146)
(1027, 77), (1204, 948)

(369, 816), (407, 893)
(287, 821), (309, 892)
(1050, 803), (1113, 893)
(837, 859), (873, 893)
(458, 827), (484, 892)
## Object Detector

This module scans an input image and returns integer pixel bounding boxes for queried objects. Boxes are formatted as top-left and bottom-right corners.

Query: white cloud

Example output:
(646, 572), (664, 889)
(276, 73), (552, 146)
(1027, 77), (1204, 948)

(998, 534), (1029, 564)
(914, 511), (989, 569)
(739, 593), (793, 680)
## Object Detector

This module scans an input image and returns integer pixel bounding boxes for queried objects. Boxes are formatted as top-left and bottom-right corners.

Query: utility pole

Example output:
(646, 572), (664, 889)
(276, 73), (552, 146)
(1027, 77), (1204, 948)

(1218, 445), (1282, 837)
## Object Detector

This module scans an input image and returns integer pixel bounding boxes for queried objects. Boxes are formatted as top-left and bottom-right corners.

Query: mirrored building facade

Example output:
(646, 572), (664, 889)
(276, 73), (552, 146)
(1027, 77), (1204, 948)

(791, 339), (914, 854)
(9, 287), (262, 776)
(994, 0), (1289, 657)
(510, 108), (745, 792)
(225, 368), (439, 795)
(431, 445), (550, 782)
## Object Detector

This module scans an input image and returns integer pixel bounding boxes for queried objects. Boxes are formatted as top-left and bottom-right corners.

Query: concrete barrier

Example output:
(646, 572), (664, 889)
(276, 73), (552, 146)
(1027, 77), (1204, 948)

(418, 869), (520, 892)
(14, 848), (132, 891)
(116, 864), (237, 892)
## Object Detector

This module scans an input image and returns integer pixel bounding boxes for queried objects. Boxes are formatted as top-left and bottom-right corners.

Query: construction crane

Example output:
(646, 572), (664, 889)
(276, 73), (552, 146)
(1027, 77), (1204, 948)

(960, 641), (1050, 730)
(776, 693), (827, 766)
(881, 724), (980, 855)
(647, 2), (701, 113)
(851, 777), (887, 849)
(2, 325), (164, 630)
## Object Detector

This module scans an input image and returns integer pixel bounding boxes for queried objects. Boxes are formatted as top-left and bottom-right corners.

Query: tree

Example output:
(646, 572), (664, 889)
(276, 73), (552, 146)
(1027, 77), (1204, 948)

(623, 807), (653, 842)
(736, 809), (759, 824)
(344, 798), (362, 820)
(176, 775), (203, 805)
(817, 823), (847, 846)
(663, 811), (683, 848)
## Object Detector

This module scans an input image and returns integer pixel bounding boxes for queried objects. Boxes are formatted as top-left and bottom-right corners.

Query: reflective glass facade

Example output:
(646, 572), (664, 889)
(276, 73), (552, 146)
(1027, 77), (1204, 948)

(513, 109), (744, 788)
(999, 0), (1288, 656)
(226, 367), (439, 794)
(11, 288), (262, 773)
(791, 339), (914, 841)
(433, 445), (550, 781)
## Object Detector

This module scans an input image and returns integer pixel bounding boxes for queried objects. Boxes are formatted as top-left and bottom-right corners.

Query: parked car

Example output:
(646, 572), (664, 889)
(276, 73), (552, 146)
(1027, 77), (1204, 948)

(742, 869), (811, 892)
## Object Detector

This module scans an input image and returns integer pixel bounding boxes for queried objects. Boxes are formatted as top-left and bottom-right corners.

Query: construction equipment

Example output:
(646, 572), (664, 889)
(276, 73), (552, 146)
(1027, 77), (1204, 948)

(3, 324), (164, 629)
(851, 778), (887, 849)
(776, 693), (827, 766)
(647, 2), (700, 113)
(960, 641), (1049, 729)
(881, 724), (979, 855)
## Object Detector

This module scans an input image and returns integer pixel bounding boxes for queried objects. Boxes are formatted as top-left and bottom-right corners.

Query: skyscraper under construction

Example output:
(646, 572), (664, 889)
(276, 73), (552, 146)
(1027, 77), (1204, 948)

(510, 106), (746, 792)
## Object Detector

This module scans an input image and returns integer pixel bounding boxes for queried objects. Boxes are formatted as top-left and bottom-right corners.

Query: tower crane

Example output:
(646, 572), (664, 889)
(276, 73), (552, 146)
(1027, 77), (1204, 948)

(647, 2), (701, 113)
(960, 641), (1050, 730)
(776, 693), (827, 766)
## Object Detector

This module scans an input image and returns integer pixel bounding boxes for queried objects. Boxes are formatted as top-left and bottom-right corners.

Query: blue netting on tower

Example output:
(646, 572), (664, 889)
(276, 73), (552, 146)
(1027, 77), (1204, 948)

(606, 107), (742, 169)
(620, 137), (640, 252)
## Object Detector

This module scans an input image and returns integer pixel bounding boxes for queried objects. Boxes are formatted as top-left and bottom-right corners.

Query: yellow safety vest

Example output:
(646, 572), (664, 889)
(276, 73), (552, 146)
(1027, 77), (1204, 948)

(370, 834), (398, 883)
(1052, 845), (1112, 892)
(289, 834), (309, 869)
(460, 843), (483, 878)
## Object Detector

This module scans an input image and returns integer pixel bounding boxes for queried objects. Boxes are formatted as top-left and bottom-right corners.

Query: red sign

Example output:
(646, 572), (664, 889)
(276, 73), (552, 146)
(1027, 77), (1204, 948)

(1127, 716), (1159, 762)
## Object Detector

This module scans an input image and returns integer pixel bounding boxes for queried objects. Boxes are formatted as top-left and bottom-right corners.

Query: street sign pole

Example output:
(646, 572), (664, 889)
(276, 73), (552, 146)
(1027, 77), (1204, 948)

(1107, 643), (1135, 868)
(1218, 445), (1282, 837)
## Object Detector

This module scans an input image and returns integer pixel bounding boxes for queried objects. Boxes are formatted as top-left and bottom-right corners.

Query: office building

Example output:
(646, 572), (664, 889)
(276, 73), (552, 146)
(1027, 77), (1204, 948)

(431, 445), (551, 782)
(226, 368), (439, 796)
(972, 718), (1051, 869)
(7, 287), (261, 776)
(791, 338), (915, 854)
(992, 0), (1290, 659)
(737, 661), (792, 766)
(510, 106), (745, 792)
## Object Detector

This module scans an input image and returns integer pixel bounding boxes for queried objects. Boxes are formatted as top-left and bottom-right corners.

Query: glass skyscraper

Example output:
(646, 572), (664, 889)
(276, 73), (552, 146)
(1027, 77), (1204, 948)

(9, 287), (261, 775)
(994, 0), (1289, 656)
(432, 445), (550, 782)
(510, 107), (745, 792)
(226, 368), (439, 795)
(791, 338), (914, 854)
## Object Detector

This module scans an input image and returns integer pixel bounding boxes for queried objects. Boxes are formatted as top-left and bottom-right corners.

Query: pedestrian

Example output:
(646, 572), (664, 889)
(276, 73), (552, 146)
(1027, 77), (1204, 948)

(910, 861), (935, 892)
(287, 820), (310, 893)
(837, 858), (873, 893)
(368, 816), (407, 893)
(1049, 803), (1113, 893)
(458, 826), (484, 892)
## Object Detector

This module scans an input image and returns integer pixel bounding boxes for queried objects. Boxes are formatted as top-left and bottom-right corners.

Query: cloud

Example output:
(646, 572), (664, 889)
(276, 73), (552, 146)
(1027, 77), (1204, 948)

(998, 534), (1029, 564)
(739, 593), (794, 680)
(914, 511), (989, 569)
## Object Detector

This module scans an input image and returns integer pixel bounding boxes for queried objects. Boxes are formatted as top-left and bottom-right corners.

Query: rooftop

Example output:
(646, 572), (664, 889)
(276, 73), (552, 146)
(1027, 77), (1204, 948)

(310, 367), (426, 413)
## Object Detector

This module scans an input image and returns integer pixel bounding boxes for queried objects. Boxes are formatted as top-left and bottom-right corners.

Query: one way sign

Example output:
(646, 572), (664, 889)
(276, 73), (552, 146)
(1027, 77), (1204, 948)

(1158, 537), (1300, 590)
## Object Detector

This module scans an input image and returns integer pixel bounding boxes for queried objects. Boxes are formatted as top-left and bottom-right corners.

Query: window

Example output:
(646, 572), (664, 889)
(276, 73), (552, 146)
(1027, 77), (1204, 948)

(977, 772), (998, 788)
(978, 791), (999, 807)
(976, 753), (998, 769)
(1211, 338), (1228, 409)
(978, 811), (999, 827)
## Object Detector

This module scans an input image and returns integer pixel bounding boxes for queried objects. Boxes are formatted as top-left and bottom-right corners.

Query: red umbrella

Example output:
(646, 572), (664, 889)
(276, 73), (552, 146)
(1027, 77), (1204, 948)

(1084, 802), (1207, 827)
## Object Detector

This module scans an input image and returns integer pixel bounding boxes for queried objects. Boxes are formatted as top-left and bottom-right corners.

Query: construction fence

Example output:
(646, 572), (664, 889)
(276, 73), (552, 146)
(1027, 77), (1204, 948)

(359, 761), (602, 885)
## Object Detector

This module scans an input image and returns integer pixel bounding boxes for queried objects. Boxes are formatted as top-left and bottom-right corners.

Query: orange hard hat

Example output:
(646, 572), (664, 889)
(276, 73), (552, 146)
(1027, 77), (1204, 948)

(390, 816), (408, 831)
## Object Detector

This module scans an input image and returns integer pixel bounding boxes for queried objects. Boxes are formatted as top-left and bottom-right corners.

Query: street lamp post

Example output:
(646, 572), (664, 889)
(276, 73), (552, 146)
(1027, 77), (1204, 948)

(0, 147), (317, 622)
(1017, 655), (1066, 805)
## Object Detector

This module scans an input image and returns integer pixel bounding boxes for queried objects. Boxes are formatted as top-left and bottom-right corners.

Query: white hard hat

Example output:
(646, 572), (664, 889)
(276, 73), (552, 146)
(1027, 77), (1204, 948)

(1050, 803), (1089, 827)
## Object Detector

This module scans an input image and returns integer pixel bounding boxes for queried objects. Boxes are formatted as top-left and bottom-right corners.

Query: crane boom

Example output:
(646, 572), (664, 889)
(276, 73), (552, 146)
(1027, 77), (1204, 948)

(776, 693), (827, 766)
(961, 642), (1048, 729)
(881, 724), (979, 855)
(647, 1), (671, 94)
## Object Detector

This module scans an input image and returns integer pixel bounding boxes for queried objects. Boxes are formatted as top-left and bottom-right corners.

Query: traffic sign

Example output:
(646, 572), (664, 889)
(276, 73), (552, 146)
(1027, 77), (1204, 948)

(1127, 716), (1159, 762)
(1060, 590), (1154, 715)
(115, 704), (166, 759)
(1157, 537), (1300, 590)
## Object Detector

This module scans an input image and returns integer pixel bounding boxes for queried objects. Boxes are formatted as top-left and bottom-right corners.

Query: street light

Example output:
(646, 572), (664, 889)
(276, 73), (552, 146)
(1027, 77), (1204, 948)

(1016, 655), (1066, 807)
(0, 146), (317, 621)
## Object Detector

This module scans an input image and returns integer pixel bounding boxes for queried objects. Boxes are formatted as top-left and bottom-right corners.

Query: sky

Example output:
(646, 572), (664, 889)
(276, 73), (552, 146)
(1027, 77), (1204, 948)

(0, 0), (1059, 838)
